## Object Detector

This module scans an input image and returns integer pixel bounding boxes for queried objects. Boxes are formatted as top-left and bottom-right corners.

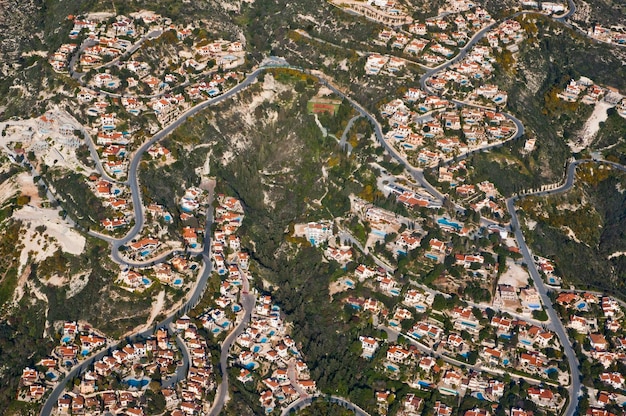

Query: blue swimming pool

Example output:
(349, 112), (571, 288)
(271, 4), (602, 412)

(503, 359), (509, 365)
(576, 302), (587, 310)
(142, 277), (151, 285)
(126, 378), (149, 388)
(253, 345), (261, 353)
(140, 250), (150, 257)
(473, 392), (485, 400)
(232, 305), (241, 312)
(164, 215), (172, 222)
(437, 218), (462, 231)
(527, 304), (541, 310)
(387, 364), (399, 372)
(62, 335), (71, 343)
(173, 278), (182, 285)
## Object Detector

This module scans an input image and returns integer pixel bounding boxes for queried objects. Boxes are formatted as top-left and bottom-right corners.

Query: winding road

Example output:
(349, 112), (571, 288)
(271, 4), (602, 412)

(40, 64), (271, 416)
(502, 158), (626, 416)
(39, 2), (622, 412)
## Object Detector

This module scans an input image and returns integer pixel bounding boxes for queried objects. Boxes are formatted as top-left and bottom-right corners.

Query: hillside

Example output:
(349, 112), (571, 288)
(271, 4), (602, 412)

(466, 14), (626, 196)
(517, 163), (626, 299)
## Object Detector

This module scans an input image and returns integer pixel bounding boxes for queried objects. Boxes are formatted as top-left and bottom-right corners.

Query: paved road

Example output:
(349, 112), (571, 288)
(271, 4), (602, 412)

(208, 274), (256, 415)
(312, 74), (447, 203)
(339, 114), (360, 153)
(506, 196), (581, 416)
(338, 229), (395, 272)
(281, 394), (372, 416)
(380, 325), (549, 387)
(83, 67), (267, 267)
(501, 158), (626, 416)
(40, 190), (217, 416)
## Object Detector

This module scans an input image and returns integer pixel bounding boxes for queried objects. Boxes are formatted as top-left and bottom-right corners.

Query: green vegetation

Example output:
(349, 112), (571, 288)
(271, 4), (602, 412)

(519, 165), (626, 298)
(295, 400), (357, 415)
(468, 15), (626, 196)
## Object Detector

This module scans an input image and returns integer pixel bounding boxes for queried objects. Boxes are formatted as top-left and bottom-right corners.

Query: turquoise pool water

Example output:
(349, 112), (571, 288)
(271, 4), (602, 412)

(126, 378), (149, 388)
(437, 218), (462, 231)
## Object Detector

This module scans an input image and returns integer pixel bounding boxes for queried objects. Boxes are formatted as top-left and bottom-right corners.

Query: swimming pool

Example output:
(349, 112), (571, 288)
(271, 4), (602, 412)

(140, 250), (151, 257)
(473, 392), (485, 400)
(576, 302), (587, 310)
(387, 364), (399, 372)
(527, 304), (541, 310)
(126, 378), (149, 388)
(142, 277), (151, 286)
(62, 335), (71, 343)
(437, 217), (462, 231)
(173, 278), (183, 286)
(232, 305), (241, 312)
